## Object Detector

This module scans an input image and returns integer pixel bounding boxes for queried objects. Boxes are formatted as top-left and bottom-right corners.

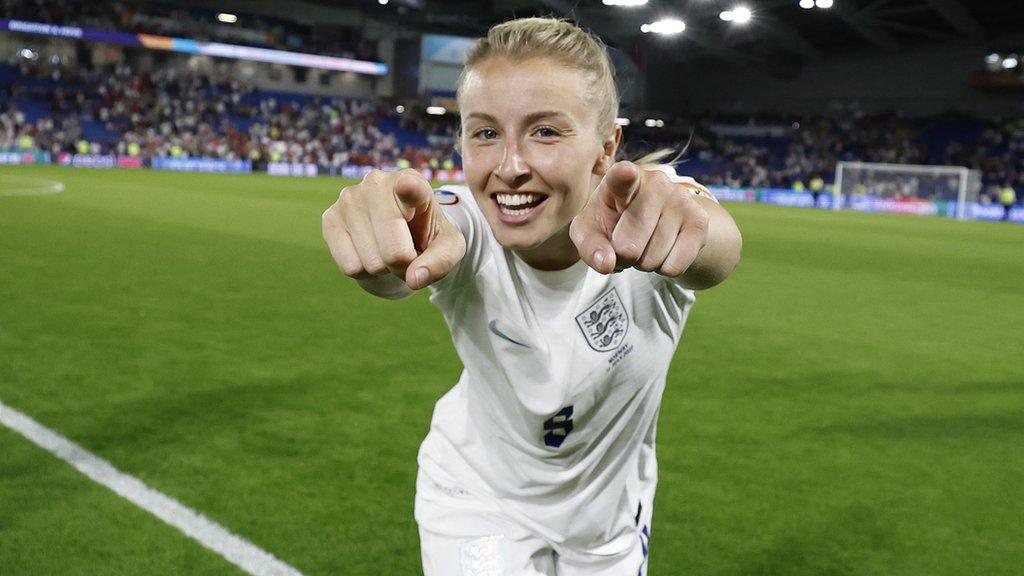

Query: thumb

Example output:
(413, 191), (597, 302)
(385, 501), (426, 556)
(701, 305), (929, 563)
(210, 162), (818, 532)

(405, 216), (466, 290)
(393, 171), (435, 252)
(598, 161), (641, 212)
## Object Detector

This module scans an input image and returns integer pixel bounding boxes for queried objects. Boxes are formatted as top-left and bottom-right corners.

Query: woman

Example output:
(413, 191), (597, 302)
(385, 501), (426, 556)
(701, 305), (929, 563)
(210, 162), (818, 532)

(322, 17), (742, 575)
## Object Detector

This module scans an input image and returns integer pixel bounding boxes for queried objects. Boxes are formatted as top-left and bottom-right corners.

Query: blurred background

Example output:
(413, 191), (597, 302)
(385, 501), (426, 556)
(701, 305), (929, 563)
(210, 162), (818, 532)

(2, 0), (1024, 215)
(1, 1), (1022, 575)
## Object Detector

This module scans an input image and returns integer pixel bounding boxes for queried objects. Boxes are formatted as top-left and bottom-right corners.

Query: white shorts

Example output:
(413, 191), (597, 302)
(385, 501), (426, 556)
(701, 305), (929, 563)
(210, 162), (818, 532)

(414, 469), (654, 576)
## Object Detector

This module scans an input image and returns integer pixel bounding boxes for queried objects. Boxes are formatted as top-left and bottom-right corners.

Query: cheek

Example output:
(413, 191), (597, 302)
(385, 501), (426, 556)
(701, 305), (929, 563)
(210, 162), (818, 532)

(560, 185), (590, 218)
(462, 148), (493, 181)
(531, 155), (592, 210)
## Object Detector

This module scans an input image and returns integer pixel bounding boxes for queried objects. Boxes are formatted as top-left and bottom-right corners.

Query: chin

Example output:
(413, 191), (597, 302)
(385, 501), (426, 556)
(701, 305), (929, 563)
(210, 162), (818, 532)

(490, 224), (548, 250)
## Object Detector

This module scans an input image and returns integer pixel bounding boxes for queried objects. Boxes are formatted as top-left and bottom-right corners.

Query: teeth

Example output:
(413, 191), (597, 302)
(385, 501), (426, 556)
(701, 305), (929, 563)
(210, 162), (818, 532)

(499, 206), (532, 216)
(496, 193), (541, 207)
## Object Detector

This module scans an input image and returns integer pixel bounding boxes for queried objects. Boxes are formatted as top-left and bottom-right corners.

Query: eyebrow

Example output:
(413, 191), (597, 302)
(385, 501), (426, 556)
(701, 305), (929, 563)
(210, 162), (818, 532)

(465, 110), (573, 125)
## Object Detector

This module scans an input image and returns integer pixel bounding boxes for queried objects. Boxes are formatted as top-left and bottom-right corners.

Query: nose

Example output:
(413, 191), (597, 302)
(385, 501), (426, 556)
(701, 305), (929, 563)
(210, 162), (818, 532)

(495, 140), (531, 188)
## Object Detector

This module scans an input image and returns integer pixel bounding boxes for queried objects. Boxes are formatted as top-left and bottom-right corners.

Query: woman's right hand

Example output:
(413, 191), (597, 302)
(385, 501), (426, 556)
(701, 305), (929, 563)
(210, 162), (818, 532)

(322, 169), (466, 294)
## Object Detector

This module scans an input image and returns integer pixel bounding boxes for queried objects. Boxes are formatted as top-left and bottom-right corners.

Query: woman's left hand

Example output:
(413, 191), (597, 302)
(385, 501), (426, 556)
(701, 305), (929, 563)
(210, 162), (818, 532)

(570, 161), (711, 277)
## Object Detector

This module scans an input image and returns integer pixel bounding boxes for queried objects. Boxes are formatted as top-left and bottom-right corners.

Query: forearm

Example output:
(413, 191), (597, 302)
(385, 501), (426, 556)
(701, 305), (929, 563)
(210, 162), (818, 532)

(677, 196), (742, 290)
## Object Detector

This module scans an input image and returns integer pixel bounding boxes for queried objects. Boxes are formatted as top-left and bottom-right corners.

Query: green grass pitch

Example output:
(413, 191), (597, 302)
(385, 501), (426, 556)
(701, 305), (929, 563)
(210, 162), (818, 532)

(1, 164), (1022, 575)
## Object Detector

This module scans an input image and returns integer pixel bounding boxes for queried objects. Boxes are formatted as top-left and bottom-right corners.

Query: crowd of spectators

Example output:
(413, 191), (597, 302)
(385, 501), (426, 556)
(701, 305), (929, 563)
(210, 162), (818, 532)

(1, 0), (377, 61)
(2, 53), (1023, 201)
(684, 113), (931, 187)
(966, 117), (1024, 187)
(677, 111), (1023, 201)
(0, 60), (457, 171)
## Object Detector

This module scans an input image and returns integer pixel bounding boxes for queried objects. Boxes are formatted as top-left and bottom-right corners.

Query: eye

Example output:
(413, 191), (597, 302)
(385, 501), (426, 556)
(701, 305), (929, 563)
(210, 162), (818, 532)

(473, 128), (498, 140)
(534, 126), (561, 139)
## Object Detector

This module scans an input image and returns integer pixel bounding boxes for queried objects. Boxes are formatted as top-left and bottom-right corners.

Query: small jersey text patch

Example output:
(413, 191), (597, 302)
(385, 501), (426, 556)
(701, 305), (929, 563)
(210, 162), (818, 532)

(459, 534), (505, 576)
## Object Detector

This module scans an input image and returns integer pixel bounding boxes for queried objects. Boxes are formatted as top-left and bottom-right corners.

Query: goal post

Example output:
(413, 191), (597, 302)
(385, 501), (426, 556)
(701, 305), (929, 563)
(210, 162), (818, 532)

(833, 161), (981, 220)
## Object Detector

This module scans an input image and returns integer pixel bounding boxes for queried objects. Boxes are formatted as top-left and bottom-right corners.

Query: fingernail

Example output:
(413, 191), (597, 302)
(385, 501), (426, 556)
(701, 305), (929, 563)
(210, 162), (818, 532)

(414, 267), (429, 287)
(593, 250), (605, 268)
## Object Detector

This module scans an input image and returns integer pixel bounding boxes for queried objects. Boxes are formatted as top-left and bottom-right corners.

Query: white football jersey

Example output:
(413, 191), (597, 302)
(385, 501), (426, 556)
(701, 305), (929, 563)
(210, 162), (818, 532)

(417, 185), (697, 555)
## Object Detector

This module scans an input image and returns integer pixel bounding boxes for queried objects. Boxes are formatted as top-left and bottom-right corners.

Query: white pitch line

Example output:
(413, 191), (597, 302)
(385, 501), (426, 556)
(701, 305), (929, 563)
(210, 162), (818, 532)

(0, 399), (303, 576)
(0, 177), (64, 196)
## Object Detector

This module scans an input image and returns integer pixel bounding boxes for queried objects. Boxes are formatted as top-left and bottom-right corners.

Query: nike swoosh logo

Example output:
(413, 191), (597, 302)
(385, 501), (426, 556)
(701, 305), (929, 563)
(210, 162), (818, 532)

(488, 320), (529, 347)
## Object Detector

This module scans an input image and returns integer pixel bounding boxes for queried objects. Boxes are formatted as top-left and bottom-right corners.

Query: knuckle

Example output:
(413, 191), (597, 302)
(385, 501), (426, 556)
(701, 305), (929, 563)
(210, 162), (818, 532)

(381, 247), (414, 268)
(618, 245), (642, 263)
(635, 256), (658, 272)
(690, 207), (710, 232)
(399, 167), (424, 180)
(669, 189), (691, 208)
(321, 205), (337, 226)
(435, 251), (455, 273)
(660, 261), (685, 277)
(364, 256), (388, 276)
(340, 260), (364, 278)
(365, 171), (394, 192)
(646, 169), (672, 188)
(568, 217), (586, 245)
(338, 187), (360, 208)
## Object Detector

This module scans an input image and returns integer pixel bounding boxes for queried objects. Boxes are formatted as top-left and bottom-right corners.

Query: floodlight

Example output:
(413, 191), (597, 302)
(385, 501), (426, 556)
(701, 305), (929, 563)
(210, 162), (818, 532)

(732, 7), (752, 23)
(643, 19), (686, 35)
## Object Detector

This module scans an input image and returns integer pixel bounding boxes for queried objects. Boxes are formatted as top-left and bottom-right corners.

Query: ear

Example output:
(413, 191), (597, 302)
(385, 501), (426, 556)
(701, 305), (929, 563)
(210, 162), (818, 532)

(592, 124), (622, 176)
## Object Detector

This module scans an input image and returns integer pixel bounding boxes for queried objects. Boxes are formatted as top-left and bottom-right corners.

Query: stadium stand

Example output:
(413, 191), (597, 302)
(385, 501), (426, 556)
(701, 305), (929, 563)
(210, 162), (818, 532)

(3, 49), (1022, 207)
(663, 113), (1023, 204)
(0, 0), (377, 61)
(0, 60), (457, 172)
(0, 2), (1021, 207)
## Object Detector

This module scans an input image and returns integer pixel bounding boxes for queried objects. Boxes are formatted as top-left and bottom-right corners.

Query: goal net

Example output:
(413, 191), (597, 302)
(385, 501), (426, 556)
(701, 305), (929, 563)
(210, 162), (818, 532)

(833, 161), (981, 220)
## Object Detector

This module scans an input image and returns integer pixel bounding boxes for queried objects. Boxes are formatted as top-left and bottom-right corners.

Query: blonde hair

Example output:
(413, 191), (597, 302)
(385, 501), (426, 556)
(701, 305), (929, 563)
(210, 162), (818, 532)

(456, 17), (619, 137)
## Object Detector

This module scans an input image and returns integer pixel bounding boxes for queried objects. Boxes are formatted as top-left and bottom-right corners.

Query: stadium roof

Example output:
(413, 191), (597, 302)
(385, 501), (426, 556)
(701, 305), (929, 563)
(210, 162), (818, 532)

(308, 0), (1024, 67)
(180, 0), (1024, 71)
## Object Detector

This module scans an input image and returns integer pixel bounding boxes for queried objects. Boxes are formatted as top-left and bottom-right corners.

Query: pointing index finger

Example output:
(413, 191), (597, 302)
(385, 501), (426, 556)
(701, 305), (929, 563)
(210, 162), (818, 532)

(599, 161), (642, 211)
(393, 171), (434, 219)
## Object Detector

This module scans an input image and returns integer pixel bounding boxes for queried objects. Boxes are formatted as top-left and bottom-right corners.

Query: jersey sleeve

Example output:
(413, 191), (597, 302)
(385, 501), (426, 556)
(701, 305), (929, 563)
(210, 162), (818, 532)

(429, 185), (491, 294)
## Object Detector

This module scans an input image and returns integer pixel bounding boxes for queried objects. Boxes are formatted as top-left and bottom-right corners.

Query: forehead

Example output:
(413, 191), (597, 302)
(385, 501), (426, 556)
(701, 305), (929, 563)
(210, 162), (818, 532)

(459, 56), (594, 124)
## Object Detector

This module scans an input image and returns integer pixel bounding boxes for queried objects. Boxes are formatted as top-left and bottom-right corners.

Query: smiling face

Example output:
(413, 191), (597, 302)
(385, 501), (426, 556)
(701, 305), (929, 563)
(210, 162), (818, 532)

(458, 56), (619, 269)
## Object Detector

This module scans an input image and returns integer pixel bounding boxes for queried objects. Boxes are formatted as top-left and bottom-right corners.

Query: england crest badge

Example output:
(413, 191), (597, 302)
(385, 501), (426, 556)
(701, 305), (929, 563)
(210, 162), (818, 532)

(575, 288), (629, 352)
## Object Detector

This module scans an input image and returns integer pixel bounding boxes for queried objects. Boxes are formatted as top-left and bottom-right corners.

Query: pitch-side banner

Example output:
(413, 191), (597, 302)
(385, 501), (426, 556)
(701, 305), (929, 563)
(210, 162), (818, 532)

(0, 150), (51, 165)
(268, 162), (317, 177)
(968, 203), (1024, 223)
(152, 157), (251, 173)
(761, 189), (837, 209)
(0, 19), (387, 75)
(847, 195), (938, 215)
(706, 186), (756, 203)
(57, 153), (117, 168)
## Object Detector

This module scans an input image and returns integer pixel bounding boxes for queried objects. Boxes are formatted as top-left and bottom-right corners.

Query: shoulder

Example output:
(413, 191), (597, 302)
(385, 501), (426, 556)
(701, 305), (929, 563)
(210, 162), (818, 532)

(430, 185), (493, 294)
(434, 185), (486, 224)
(434, 185), (470, 206)
(670, 174), (719, 204)
(646, 166), (719, 203)
(434, 184), (488, 244)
